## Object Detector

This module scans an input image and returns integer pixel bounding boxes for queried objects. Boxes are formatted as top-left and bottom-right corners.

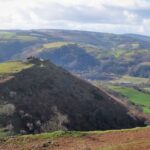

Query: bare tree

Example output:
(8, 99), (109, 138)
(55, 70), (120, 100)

(41, 106), (69, 132)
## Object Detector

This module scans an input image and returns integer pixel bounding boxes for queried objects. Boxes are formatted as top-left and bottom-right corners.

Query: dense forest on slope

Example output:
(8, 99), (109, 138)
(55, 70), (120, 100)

(0, 58), (146, 134)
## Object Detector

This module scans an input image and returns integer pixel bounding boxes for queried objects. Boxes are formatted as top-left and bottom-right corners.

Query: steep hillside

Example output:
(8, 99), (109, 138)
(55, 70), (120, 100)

(0, 58), (146, 135)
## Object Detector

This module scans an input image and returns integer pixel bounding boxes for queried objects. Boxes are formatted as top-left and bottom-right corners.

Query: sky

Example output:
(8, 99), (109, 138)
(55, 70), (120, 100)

(0, 0), (150, 35)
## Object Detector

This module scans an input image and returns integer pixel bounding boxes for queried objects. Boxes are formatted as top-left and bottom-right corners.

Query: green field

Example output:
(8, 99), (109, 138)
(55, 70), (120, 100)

(110, 75), (149, 85)
(0, 128), (10, 137)
(0, 32), (16, 39)
(43, 42), (74, 49)
(144, 87), (150, 92)
(35, 42), (74, 53)
(15, 35), (38, 41)
(108, 85), (150, 114)
(0, 61), (33, 74)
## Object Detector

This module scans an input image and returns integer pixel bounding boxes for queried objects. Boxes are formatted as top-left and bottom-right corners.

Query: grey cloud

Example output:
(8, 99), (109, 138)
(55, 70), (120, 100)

(30, 3), (130, 25)
(0, 0), (150, 35)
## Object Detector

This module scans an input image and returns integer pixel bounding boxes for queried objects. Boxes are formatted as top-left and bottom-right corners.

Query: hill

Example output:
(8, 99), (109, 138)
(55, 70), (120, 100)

(0, 126), (150, 150)
(0, 58), (147, 135)
(0, 30), (149, 80)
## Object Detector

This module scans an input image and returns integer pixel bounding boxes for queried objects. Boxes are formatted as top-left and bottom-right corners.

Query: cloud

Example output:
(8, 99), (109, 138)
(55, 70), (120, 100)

(103, 0), (150, 10)
(0, 0), (150, 35)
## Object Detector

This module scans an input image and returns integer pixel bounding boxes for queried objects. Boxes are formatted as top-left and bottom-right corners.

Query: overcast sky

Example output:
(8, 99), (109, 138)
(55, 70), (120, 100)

(1, 0), (150, 35)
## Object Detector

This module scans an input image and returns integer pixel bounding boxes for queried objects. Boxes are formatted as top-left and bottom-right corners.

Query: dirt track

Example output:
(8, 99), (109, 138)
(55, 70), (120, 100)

(0, 127), (150, 150)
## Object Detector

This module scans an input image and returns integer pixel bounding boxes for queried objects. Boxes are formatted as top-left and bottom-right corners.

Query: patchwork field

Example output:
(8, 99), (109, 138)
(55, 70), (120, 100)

(108, 85), (150, 114)
(0, 126), (150, 150)
(110, 75), (149, 85)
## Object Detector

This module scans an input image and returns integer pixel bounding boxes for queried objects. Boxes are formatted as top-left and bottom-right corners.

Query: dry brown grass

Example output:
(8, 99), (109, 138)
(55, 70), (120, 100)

(0, 126), (150, 150)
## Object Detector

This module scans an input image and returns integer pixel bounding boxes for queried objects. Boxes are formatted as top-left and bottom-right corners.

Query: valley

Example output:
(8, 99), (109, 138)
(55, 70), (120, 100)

(0, 29), (150, 150)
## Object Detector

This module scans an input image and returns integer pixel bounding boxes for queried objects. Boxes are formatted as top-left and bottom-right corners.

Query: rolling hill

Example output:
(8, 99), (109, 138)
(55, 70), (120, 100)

(0, 29), (149, 80)
(0, 29), (149, 118)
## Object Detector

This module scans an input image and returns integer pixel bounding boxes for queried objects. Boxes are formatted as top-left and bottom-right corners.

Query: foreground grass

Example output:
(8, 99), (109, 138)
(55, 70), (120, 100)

(108, 85), (150, 114)
(1, 126), (149, 139)
(0, 129), (10, 137)
(96, 126), (150, 150)
(0, 61), (33, 74)
(1, 126), (150, 150)
(0, 126), (150, 150)
(21, 130), (85, 140)
(98, 139), (150, 150)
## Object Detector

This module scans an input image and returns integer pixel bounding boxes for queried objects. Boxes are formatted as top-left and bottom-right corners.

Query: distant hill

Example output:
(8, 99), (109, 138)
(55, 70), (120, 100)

(0, 30), (149, 80)
(0, 58), (146, 134)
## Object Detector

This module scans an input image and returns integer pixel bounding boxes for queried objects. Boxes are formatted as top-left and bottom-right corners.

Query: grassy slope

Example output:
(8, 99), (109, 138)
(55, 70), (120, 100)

(108, 85), (150, 114)
(0, 126), (150, 150)
(0, 32), (16, 39)
(0, 129), (10, 137)
(15, 35), (38, 41)
(25, 42), (73, 56)
(43, 42), (74, 49)
(0, 32), (38, 41)
(144, 87), (150, 92)
(0, 61), (33, 74)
